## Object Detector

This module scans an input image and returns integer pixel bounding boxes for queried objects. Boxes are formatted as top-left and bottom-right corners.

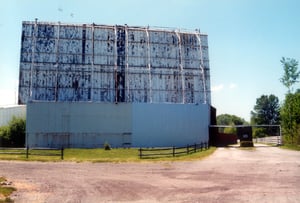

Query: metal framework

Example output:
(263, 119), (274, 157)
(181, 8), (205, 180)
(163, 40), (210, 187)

(19, 21), (211, 104)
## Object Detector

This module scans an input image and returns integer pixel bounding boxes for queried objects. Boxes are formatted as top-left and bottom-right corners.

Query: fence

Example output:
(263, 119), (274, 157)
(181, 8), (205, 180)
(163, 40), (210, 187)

(139, 142), (209, 158)
(0, 147), (64, 160)
(254, 136), (281, 145)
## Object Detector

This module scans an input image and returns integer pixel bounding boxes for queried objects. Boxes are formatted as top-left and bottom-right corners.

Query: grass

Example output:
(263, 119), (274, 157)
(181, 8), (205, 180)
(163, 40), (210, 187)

(0, 147), (216, 162)
(0, 148), (63, 162)
(0, 177), (16, 203)
(280, 144), (300, 151)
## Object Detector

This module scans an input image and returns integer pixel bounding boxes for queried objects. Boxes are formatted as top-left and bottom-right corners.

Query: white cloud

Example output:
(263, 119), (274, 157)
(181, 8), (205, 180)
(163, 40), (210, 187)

(211, 84), (224, 92)
(211, 83), (238, 92)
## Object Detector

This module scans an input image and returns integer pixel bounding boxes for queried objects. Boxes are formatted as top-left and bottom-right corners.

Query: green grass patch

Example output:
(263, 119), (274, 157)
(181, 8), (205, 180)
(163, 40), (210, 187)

(0, 177), (16, 203)
(280, 144), (300, 151)
(0, 147), (216, 162)
(65, 147), (216, 162)
(0, 148), (62, 162)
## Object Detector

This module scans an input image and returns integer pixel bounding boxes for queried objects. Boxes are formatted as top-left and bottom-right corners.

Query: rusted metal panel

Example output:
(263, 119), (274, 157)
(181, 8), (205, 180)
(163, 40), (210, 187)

(19, 21), (210, 104)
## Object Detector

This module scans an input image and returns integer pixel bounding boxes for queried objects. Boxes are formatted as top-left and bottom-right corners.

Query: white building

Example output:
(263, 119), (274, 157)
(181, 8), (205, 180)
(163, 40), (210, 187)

(20, 21), (212, 148)
(0, 105), (26, 127)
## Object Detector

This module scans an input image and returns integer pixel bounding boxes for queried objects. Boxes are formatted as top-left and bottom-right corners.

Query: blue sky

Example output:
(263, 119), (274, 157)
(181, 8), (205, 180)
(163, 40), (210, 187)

(0, 0), (299, 121)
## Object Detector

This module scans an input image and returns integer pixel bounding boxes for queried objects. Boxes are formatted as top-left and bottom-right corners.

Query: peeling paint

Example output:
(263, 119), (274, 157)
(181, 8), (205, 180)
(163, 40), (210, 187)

(19, 21), (211, 104)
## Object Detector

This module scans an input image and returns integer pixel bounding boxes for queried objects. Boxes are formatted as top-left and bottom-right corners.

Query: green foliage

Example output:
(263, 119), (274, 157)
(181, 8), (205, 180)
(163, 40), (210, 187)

(217, 114), (247, 133)
(223, 127), (236, 134)
(217, 114), (246, 126)
(0, 117), (26, 147)
(280, 92), (300, 144)
(104, 142), (111, 150)
(280, 144), (300, 151)
(252, 127), (268, 138)
(280, 57), (299, 93)
(251, 94), (280, 125)
(0, 177), (16, 202)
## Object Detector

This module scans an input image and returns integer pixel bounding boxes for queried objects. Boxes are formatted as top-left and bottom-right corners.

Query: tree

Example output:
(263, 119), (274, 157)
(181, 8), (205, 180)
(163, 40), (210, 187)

(8, 117), (26, 147)
(280, 57), (300, 93)
(217, 114), (246, 126)
(279, 57), (300, 144)
(0, 117), (26, 147)
(251, 94), (280, 125)
(280, 92), (300, 144)
(217, 114), (247, 134)
(251, 95), (280, 138)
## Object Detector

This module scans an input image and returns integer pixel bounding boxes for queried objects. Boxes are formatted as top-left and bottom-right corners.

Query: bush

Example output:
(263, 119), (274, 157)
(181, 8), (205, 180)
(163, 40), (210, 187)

(104, 142), (111, 150)
(253, 128), (268, 138)
(240, 141), (254, 147)
(0, 117), (25, 147)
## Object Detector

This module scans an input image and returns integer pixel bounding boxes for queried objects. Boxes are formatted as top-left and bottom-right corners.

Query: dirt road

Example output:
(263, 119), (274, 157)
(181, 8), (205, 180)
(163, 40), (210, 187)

(1, 145), (300, 202)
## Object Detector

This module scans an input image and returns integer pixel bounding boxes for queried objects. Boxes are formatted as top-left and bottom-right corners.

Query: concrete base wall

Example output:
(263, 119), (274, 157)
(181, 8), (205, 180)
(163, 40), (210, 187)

(26, 102), (210, 148)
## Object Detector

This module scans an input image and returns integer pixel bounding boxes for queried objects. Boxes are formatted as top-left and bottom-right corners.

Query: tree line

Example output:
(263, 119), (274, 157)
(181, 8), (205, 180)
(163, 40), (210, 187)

(218, 57), (300, 145)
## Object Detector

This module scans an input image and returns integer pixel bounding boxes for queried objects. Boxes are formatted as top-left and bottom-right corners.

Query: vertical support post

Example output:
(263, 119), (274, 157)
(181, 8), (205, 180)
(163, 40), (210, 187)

(175, 31), (185, 103)
(61, 147), (64, 160)
(200, 142), (203, 151)
(186, 145), (189, 154)
(114, 25), (118, 103)
(146, 27), (152, 103)
(279, 125), (282, 146)
(173, 146), (175, 157)
(91, 23), (95, 101)
(125, 25), (129, 102)
(30, 19), (38, 101)
(55, 21), (60, 101)
(195, 32), (207, 104)
(139, 148), (142, 159)
(26, 146), (29, 159)
(194, 143), (196, 153)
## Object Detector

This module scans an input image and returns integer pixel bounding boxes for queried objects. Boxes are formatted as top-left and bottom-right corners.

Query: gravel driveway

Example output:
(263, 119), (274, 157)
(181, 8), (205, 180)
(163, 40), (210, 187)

(1, 145), (300, 202)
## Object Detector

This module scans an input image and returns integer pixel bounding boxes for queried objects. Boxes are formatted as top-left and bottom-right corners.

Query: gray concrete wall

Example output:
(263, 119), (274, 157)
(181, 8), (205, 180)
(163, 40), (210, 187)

(26, 102), (209, 148)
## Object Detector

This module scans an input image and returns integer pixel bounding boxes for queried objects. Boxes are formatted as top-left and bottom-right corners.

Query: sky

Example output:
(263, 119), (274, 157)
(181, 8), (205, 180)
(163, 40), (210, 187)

(0, 0), (299, 121)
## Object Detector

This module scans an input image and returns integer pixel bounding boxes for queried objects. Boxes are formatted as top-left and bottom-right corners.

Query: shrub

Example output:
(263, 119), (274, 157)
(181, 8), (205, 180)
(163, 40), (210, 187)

(0, 117), (26, 147)
(104, 142), (111, 150)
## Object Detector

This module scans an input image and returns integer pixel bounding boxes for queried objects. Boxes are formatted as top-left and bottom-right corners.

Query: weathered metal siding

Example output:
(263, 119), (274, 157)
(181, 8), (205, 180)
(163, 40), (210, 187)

(19, 21), (210, 104)
(132, 103), (210, 147)
(26, 102), (132, 148)
(26, 102), (209, 148)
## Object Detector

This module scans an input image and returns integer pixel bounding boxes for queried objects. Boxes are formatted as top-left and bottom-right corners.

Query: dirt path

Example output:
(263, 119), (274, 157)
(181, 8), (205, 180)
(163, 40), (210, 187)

(1, 145), (300, 202)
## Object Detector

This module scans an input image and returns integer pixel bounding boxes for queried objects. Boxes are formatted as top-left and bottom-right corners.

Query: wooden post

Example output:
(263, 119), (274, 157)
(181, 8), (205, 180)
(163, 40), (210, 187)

(26, 146), (29, 159)
(194, 143), (196, 153)
(61, 147), (64, 160)
(139, 148), (142, 159)
(172, 146), (175, 157)
(200, 142), (203, 151)
(186, 145), (189, 154)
